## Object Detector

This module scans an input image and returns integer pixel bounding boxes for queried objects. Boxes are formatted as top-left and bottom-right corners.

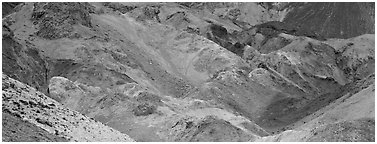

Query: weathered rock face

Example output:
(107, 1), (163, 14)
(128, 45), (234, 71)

(2, 74), (135, 142)
(2, 2), (375, 142)
(2, 112), (69, 142)
(325, 34), (375, 81)
(31, 2), (95, 39)
(2, 25), (50, 94)
(3, 2), (139, 96)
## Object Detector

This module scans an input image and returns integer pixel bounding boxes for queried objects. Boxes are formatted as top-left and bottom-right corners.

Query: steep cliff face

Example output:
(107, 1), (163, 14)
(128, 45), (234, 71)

(2, 2), (374, 142)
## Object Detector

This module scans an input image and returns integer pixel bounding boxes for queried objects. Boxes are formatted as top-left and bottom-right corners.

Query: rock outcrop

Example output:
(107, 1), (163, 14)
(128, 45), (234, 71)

(31, 2), (95, 39)
(2, 74), (135, 142)
(2, 112), (68, 142)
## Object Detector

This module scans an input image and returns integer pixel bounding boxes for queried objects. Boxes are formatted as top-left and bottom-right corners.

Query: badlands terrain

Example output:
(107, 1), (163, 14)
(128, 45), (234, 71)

(2, 2), (375, 142)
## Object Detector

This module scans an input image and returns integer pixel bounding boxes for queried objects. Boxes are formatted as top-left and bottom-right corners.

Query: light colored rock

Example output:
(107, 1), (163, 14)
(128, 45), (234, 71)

(2, 73), (135, 142)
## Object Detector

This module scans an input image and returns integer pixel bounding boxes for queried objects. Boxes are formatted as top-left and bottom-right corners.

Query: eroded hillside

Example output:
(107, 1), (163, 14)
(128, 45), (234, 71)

(2, 74), (134, 142)
(2, 2), (375, 142)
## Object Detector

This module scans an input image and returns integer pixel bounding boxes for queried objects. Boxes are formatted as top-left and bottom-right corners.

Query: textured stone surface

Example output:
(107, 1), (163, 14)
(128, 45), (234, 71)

(2, 112), (69, 142)
(2, 73), (135, 142)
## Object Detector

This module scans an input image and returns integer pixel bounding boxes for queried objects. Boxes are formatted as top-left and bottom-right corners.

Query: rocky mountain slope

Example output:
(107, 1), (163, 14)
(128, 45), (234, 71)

(283, 2), (375, 39)
(256, 74), (375, 142)
(2, 2), (375, 142)
(2, 74), (134, 142)
(2, 112), (68, 142)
